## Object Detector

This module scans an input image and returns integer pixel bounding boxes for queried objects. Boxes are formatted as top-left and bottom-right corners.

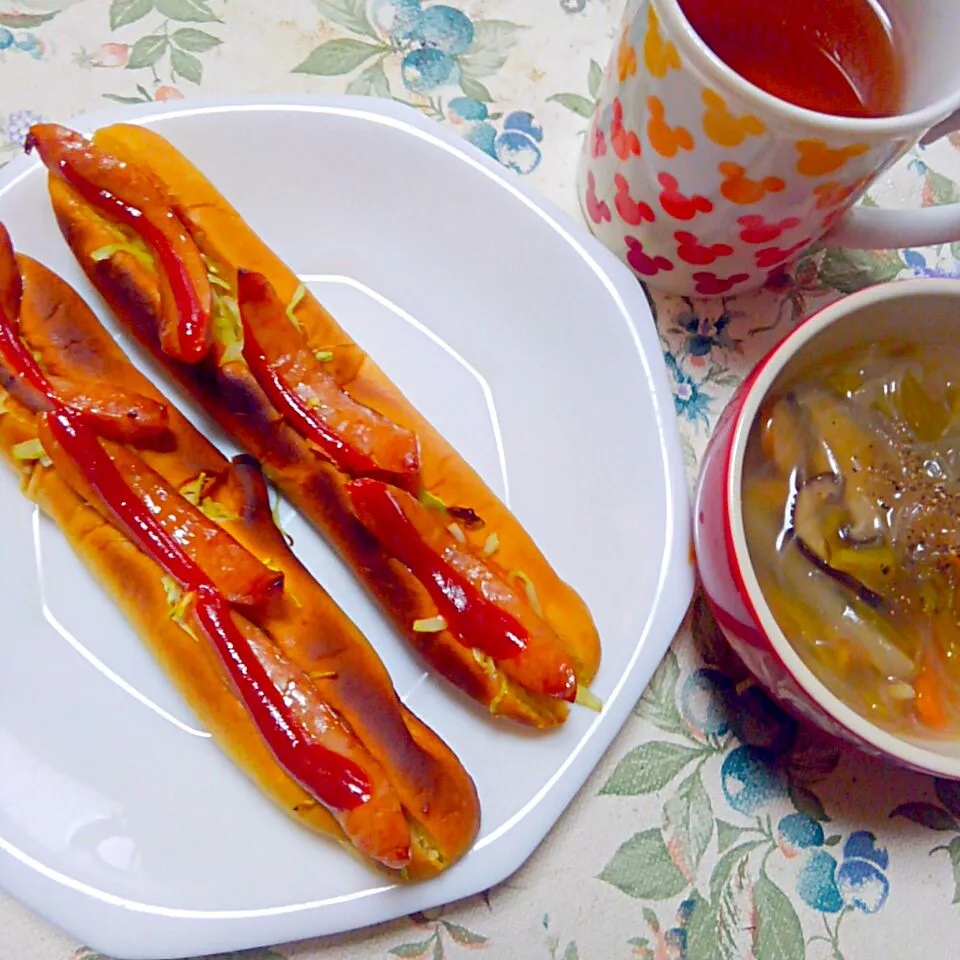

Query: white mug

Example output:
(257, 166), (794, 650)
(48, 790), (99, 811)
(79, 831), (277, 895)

(577, 0), (960, 297)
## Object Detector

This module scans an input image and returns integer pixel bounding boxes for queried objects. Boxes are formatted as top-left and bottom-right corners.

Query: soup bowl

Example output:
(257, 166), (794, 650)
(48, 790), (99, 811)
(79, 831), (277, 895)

(694, 277), (960, 777)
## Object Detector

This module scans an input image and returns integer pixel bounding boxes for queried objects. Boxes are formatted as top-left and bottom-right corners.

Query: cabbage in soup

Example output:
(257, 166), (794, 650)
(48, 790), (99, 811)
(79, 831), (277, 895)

(743, 342), (960, 735)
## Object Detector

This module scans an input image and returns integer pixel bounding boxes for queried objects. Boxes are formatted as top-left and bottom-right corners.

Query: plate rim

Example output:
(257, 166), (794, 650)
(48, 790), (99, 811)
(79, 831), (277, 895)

(0, 94), (694, 959)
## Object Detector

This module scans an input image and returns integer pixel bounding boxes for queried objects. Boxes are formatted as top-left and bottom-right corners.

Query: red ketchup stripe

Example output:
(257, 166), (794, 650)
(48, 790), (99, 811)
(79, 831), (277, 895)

(239, 309), (383, 477)
(346, 478), (527, 661)
(45, 409), (371, 811)
(24, 131), (208, 364)
(0, 284), (369, 812)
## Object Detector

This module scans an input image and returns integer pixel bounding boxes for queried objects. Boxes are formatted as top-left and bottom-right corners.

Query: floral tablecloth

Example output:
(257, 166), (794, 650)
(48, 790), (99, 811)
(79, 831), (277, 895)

(3, 1), (960, 958)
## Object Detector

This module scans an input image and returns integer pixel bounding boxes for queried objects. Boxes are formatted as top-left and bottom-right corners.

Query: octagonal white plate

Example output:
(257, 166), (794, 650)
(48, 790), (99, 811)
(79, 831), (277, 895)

(0, 97), (693, 960)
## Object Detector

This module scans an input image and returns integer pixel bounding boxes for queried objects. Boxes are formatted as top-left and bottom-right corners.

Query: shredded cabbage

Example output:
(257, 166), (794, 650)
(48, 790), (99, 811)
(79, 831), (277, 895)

(199, 497), (239, 523)
(308, 670), (338, 681)
(12, 438), (51, 467)
(575, 686), (603, 713)
(178, 472), (211, 506)
(413, 616), (447, 632)
(314, 350), (334, 362)
(160, 575), (198, 639)
(285, 284), (306, 330)
(211, 293), (243, 363)
(207, 272), (232, 291)
(447, 522), (465, 543)
(269, 484), (295, 547)
(90, 242), (154, 270)
(419, 490), (446, 511)
(512, 569), (543, 617)
(472, 648), (510, 713)
(482, 532), (499, 557)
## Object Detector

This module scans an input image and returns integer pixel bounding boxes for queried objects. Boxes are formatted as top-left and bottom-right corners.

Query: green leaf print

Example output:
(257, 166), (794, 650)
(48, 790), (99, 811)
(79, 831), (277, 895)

(103, 93), (152, 103)
(0, 11), (58, 27)
(171, 46), (202, 82)
(458, 20), (527, 79)
(432, 939), (443, 960)
(312, 0), (380, 40)
(890, 801), (959, 831)
(441, 920), (487, 946)
(952, 241), (960, 262)
(109, 0), (153, 30)
(172, 27), (222, 51)
(154, 0), (220, 22)
(600, 741), (702, 796)
(662, 768), (714, 878)
(932, 835), (960, 904)
(459, 75), (493, 103)
(716, 819), (744, 854)
(710, 841), (764, 906)
(126, 34), (168, 69)
(293, 38), (387, 76)
(925, 165), (960, 205)
(388, 938), (436, 959)
(817, 247), (906, 293)
(587, 58), (603, 100)
(598, 828), (688, 900)
(752, 871), (805, 960)
(546, 93), (594, 117)
(684, 890), (722, 960)
(634, 648), (685, 735)
(345, 59), (390, 97)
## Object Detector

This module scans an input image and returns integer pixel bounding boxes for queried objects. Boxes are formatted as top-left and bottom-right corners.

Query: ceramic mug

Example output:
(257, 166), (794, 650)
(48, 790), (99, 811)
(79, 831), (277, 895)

(576, 0), (960, 297)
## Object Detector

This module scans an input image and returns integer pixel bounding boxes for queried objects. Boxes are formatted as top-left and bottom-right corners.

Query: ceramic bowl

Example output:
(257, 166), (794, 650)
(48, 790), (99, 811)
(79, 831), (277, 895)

(694, 277), (960, 777)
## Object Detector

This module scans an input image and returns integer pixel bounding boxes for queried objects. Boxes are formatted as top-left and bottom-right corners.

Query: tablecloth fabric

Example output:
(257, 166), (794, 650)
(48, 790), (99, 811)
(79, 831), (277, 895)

(3, 2), (960, 958)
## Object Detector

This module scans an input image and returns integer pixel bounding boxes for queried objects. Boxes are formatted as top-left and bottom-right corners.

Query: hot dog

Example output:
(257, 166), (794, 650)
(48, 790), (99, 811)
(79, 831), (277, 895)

(0, 223), (479, 878)
(31, 122), (602, 728)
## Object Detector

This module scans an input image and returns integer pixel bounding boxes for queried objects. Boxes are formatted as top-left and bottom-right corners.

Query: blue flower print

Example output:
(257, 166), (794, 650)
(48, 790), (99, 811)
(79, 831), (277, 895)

(402, 46), (456, 92)
(720, 745), (785, 814)
(450, 101), (544, 175)
(371, 1), (477, 95)
(679, 668), (733, 736)
(0, 30), (41, 59)
(418, 4), (473, 54)
(496, 112), (542, 174)
(6, 110), (43, 148)
(463, 120), (497, 156)
(778, 813), (825, 855)
(664, 351), (712, 427)
(447, 95), (487, 122)
(836, 832), (890, 914)
(901, 247), (960, 280)
(797, 849), (845, 913)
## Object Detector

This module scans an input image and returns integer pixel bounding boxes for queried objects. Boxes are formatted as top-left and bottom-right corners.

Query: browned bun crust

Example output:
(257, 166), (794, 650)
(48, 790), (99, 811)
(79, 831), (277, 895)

(55, 123), (602, 728)
(1, 253), (479, 878)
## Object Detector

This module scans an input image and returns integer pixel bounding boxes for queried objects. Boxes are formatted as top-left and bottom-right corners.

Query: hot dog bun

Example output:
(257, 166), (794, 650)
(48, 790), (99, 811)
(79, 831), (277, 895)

(0, 250), (479, 878)
(45, 123), (601, 728)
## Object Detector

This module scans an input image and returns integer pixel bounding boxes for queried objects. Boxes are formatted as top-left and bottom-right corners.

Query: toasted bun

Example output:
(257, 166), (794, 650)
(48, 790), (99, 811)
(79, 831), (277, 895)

(0, 253), (479, 877)
(48, 123), (601, 727)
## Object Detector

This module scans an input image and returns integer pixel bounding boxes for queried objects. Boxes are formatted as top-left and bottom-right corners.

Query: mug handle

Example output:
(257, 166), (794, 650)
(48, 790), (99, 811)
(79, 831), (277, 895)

(822, 111), (960, 250)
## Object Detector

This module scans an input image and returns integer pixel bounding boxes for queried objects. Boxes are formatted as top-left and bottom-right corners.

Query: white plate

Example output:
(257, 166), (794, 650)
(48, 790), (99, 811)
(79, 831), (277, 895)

(0, 97), (693, 959)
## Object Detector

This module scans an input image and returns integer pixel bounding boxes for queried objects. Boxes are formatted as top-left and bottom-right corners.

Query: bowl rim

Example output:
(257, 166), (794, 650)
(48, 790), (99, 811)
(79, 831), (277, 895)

(726, 276), (960, 777)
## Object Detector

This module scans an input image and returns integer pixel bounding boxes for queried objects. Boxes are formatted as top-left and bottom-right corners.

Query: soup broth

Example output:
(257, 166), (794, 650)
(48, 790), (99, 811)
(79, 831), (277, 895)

(744, 342), (960, 735)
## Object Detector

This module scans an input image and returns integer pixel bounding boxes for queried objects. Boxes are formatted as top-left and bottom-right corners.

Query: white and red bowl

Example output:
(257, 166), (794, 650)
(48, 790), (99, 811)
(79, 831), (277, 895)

(694, 277), (960, 778)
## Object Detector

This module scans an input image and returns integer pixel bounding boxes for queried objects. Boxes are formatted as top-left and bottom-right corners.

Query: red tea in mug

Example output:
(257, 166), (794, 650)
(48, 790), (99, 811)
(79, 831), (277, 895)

(677, 0), (904, 118)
